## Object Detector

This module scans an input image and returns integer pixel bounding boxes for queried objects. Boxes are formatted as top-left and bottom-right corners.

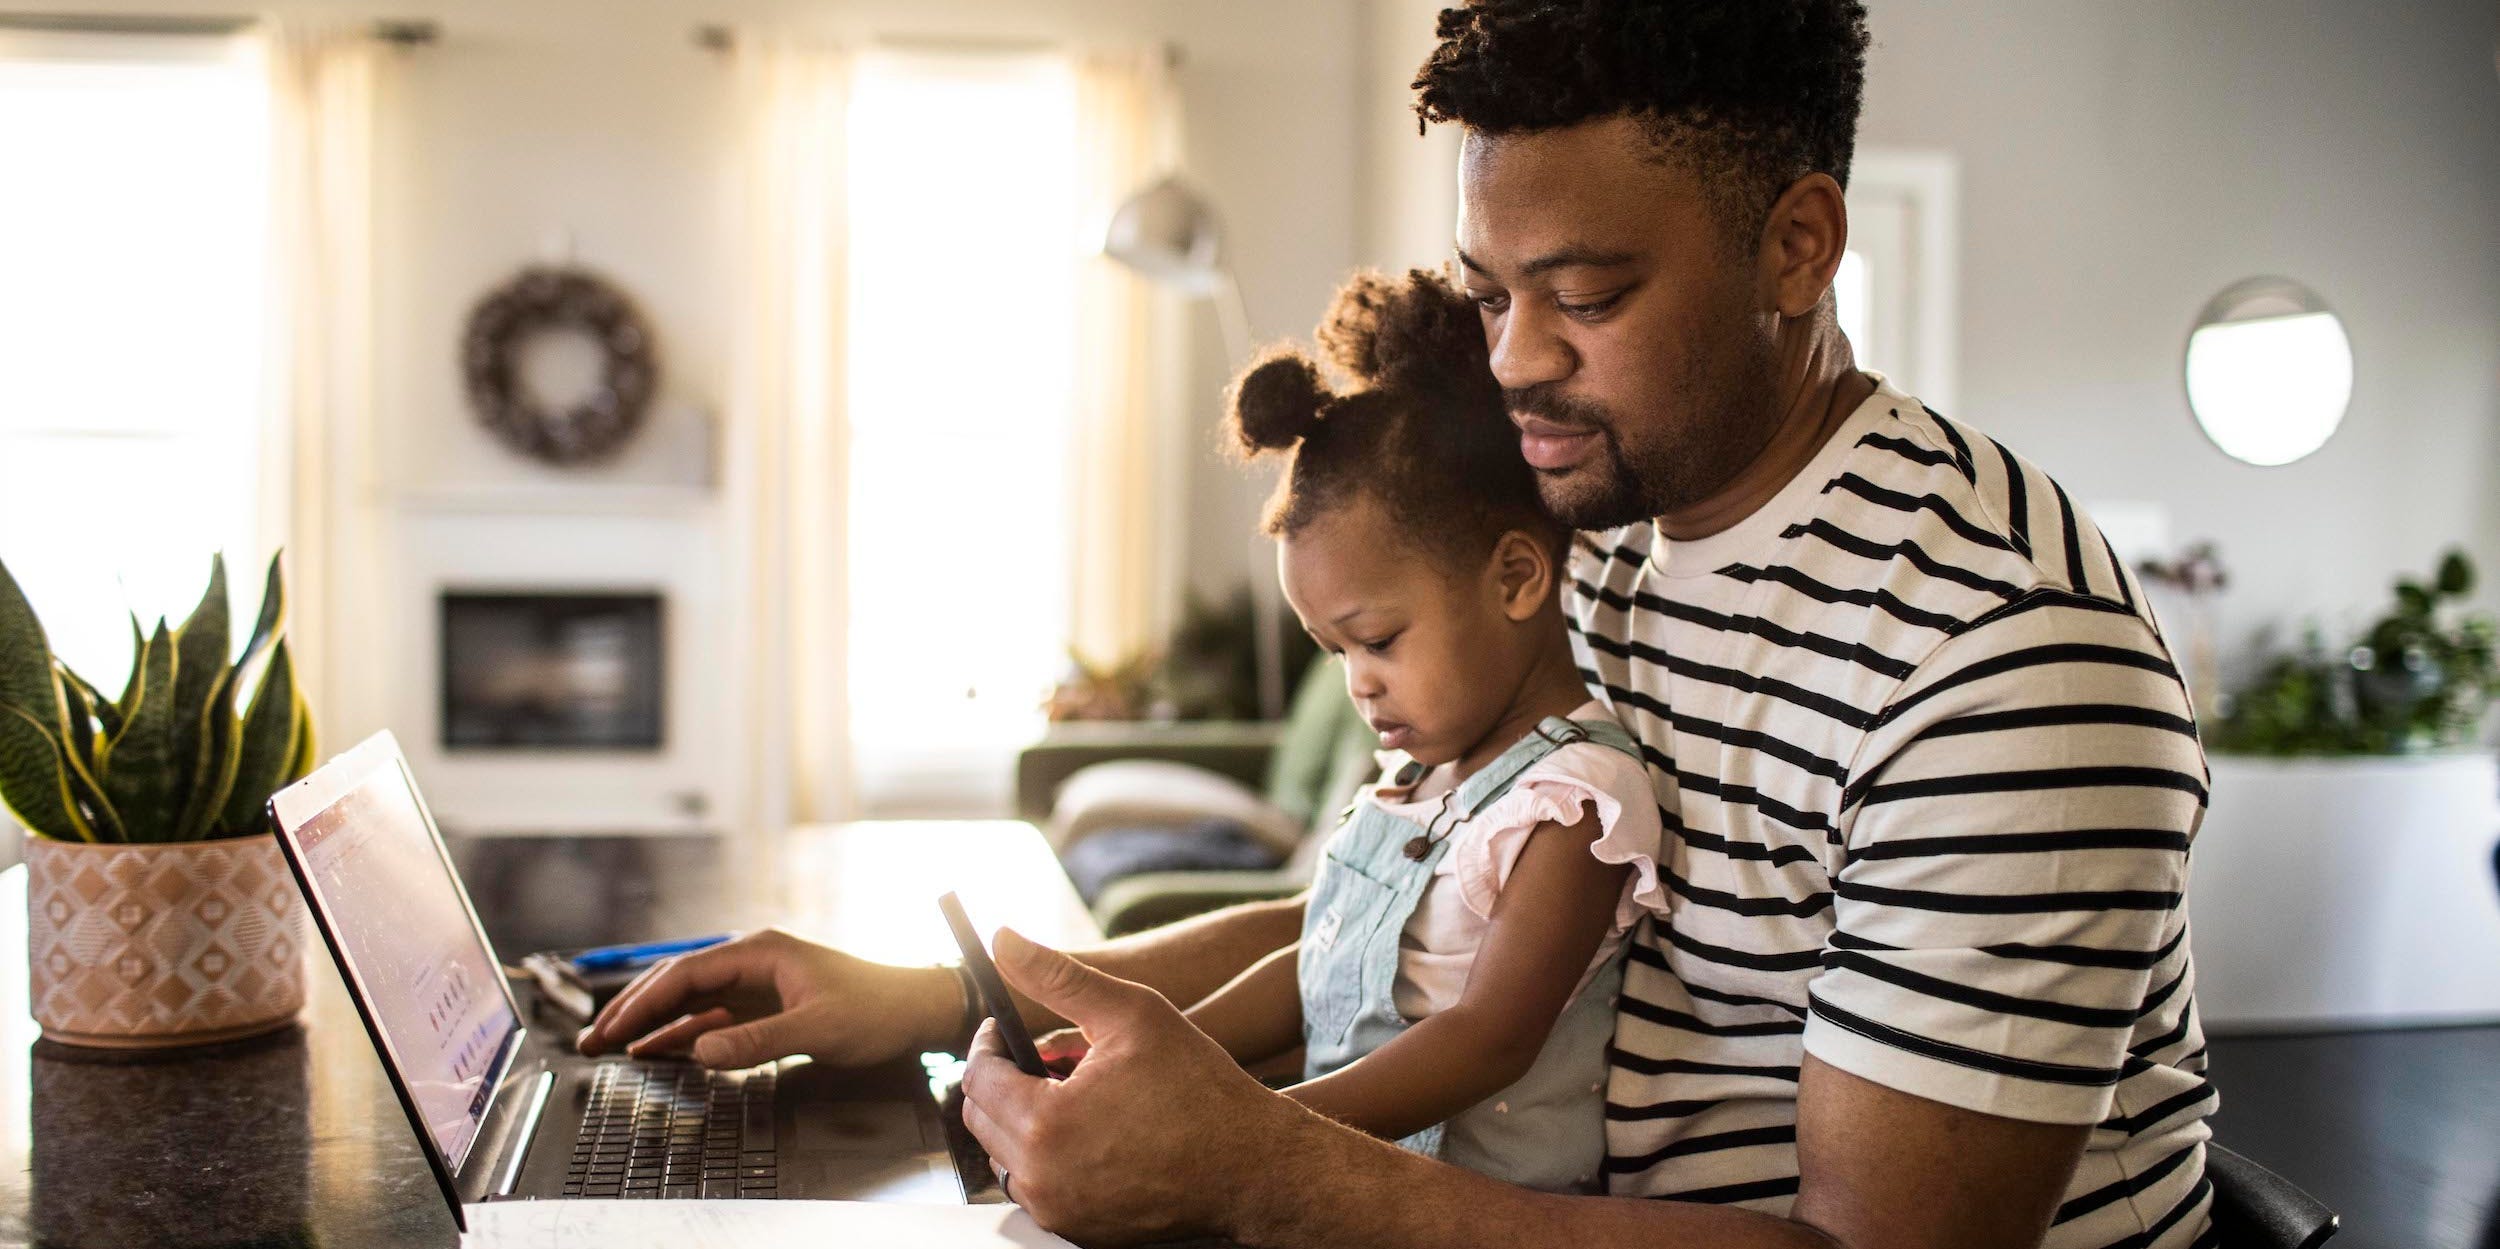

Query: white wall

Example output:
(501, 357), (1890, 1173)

(40, 0), (2500, 832)
(1358, 0), (1461, 275)
(45, 0), (1363, 834)
(1856, 0), (2500, 672)
(1352, 0), (2500, 684)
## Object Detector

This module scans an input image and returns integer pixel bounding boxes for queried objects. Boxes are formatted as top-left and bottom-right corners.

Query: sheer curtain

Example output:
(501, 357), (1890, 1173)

(259, 23), (381, 739)
(726, 39), (1180, 832)
(1068, 47), (1185, 674)
(722, 36), (851, 837)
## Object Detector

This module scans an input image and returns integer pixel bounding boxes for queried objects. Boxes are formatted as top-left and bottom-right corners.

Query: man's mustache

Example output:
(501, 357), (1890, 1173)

(1504, 385), (1615, 432)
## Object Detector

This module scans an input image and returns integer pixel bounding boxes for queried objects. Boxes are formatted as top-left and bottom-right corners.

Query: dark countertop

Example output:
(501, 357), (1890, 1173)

(0, 822), (1096, 1249)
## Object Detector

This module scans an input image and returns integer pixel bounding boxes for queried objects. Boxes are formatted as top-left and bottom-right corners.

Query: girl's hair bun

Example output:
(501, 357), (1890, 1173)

(1226, 347), (1333, 456)
(1315, 267), (1489, 394)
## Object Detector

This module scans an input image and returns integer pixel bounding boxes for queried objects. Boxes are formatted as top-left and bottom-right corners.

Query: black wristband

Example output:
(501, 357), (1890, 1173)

(945, 961), (983, 1054)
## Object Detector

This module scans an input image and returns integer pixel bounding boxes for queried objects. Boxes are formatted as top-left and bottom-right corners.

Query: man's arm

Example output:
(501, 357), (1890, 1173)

(1225, 1051), (2088, 1249)
(580, 892), (1304, 1067)
(1031, 892), (1306, 1033)
(963, 931), (2088, 1249)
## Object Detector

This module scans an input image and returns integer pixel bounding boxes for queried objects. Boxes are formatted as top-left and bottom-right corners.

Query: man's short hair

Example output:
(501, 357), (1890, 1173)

(1415, 0), (1872, 246)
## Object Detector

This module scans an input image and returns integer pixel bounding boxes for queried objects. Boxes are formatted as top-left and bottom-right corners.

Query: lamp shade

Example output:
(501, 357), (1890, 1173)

(1102, 174), (1226, 296)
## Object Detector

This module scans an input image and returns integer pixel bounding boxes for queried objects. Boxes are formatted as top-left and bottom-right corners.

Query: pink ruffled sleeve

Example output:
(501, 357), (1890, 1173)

(1446, 741), (1670, 934)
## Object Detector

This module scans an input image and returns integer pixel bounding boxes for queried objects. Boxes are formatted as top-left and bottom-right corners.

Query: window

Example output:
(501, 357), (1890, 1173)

(1840, 150), (1958, 414)
(0, 32), (271, 689)
(843, 51), (1080, 813)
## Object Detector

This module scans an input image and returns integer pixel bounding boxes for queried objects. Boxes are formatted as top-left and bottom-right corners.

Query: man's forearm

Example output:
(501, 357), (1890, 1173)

(1007, 894), (1306, 1032)
(1228, 1100), (1840, 1249)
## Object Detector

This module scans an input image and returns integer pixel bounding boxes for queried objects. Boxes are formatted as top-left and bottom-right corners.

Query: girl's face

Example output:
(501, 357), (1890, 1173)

(1278, 496), (1549, 768)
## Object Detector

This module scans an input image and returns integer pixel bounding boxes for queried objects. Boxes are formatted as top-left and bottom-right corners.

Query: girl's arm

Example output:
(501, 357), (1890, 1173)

(1286, 810), (1627, 1142)
(1182, 941), (1306, 1067)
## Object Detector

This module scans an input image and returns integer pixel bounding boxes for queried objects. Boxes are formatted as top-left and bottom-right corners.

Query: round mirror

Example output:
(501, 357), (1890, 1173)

(2183, 276), (2353, 466)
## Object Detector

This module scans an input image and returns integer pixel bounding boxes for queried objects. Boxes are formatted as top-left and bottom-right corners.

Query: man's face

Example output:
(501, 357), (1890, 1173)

(1456, 115), (1782, 529)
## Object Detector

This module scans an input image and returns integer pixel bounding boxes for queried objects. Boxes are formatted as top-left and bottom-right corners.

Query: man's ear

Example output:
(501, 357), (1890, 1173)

(1488, 530), (1556, 623)
(1758, 171), (1848, 319)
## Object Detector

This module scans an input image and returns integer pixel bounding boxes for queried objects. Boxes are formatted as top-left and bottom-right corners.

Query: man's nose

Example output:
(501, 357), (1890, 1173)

(1488, 302), (1574, 393)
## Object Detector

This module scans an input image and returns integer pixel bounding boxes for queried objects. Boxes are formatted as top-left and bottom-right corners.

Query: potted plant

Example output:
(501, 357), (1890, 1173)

(0, 553), (316, 1048)
(2189, 547), (2500, 1030)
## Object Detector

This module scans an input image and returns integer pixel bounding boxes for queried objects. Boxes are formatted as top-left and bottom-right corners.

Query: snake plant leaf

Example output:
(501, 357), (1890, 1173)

(0, 703), (91, 842)
(102, 621), (181, 842)
(0, 556), (70, 744)
(217, 640), (300, 836)
(50, 686), (123, 844)
(106, 619), (158, 757)
(169, 556), (231, 831)
(115, 611), (145, 719)
(41, 667), (123, 842)
(55, 665), (98, 769)
(174, 665), (241, 842)
(285, 682), (317, 784)
(58, 663), (122, 743)
(233, 552), (287, 693)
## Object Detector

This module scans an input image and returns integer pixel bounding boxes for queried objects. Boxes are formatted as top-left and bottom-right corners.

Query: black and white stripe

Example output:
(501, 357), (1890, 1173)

(1576, 382), (2213, 1247)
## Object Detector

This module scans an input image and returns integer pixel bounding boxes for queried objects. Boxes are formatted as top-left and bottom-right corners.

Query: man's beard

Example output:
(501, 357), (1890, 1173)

(1506, 335), (1779, 530)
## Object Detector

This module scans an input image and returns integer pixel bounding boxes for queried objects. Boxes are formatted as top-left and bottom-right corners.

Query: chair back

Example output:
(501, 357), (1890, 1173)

(2205, 1143), (2337, 1249)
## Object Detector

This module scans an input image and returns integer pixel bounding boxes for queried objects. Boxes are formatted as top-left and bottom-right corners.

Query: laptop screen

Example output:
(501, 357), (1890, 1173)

(283, 750), (521, 1171)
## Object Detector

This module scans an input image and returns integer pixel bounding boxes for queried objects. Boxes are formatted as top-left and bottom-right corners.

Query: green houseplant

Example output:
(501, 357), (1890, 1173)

(2212, 548), (2498, 756)
(0, 553), (318, 1047)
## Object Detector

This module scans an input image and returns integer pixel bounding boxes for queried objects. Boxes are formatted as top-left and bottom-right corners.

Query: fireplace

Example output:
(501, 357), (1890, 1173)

(439, 591), (665, 750)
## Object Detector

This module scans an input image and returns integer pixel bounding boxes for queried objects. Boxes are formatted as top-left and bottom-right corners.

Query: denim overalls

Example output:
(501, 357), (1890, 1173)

(1299, 715), (1641, 1193)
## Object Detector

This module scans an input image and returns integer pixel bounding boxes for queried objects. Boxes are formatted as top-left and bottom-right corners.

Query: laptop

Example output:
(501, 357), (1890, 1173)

(267, 731), (977, 1230)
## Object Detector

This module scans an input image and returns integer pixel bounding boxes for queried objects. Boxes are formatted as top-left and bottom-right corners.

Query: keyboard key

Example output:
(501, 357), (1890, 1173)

(702, 1179), (739, 1199)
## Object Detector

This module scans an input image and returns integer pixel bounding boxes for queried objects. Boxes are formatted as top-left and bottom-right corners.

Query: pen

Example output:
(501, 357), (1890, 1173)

(569, 933), (734, 973)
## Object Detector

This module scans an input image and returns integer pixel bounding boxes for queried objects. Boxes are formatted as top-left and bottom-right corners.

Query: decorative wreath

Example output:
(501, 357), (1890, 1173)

(460, 266), (659, 465)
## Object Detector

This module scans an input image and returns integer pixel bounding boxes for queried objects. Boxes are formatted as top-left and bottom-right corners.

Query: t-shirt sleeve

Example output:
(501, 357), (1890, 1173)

(1801, 594), (2207, 1125)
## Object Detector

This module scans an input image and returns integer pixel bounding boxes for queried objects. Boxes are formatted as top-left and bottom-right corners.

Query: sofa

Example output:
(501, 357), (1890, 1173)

(1016, 660), (1376, 936)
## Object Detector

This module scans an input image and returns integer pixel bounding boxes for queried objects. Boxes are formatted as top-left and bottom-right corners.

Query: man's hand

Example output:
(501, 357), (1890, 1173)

(960, 928), (1297, 1245)
(575, 927), (961, 1069)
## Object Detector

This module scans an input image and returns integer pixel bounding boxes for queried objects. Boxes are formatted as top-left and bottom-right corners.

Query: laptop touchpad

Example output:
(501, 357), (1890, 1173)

(791, 1099), (940, 1153)
(784, 1151), (965, 1204)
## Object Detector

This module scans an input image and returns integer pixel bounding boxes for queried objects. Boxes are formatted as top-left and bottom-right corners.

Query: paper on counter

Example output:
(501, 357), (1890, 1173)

(461, 1199), (1076, 1248)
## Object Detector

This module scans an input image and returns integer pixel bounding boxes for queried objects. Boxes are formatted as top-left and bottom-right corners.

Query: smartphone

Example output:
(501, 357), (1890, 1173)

(938, 892), (1050, 1078)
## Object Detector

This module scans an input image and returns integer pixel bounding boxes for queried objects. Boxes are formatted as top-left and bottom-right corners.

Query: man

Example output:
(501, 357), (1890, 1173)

(582, 3), (2216, 1245)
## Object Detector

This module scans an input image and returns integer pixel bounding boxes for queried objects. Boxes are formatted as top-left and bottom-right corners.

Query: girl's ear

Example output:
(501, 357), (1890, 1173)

(1488, 529), (1555, 623)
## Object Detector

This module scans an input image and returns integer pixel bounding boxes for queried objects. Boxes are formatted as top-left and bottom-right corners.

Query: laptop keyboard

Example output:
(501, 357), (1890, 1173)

(562, 1061), (778, 1200)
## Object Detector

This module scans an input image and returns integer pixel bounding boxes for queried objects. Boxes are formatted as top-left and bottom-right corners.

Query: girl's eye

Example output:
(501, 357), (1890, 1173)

(1361, 633), (1399, 656)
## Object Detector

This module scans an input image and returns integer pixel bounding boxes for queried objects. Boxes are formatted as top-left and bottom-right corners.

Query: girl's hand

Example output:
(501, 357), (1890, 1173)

(1036, 1024), (1091, 1074)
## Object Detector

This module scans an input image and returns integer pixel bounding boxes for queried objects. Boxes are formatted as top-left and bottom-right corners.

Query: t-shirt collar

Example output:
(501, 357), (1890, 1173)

(1647, 372), (1909, 579)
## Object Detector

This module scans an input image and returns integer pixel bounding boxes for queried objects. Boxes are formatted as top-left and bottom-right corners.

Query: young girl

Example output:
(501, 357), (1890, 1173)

(1056, 269), (1667, 1194)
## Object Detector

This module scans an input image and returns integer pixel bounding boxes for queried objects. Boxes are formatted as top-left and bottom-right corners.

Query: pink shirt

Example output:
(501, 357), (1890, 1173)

(1368, 701), (1671, 1020)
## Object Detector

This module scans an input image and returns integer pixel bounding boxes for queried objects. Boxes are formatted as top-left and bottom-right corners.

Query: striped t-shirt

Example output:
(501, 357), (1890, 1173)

(1574, 377), (2215, 1248)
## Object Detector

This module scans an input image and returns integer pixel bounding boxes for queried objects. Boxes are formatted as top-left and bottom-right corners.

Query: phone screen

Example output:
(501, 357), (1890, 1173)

(938, 892), (1050, 1077)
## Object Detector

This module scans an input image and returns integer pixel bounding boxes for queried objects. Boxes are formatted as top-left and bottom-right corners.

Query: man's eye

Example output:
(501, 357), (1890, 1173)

(1559, 292), (1623, 319)
(1470, 291), (1510, 314)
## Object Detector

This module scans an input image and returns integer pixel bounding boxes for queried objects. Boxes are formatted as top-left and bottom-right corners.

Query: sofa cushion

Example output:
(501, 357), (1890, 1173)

(1049, 759), (1309, 858)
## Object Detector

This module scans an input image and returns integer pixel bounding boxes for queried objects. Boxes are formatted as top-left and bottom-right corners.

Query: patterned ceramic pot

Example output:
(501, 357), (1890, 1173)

(24, 832), (307, 1048)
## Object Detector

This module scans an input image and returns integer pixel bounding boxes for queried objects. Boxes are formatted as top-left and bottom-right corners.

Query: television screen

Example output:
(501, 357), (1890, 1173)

(439, 592), (663, 750)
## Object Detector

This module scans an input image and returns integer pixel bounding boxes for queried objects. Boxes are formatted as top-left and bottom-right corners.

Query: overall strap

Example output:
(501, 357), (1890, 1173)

(1565, 713), (1640, 762)
(1453, 716), (1595, 818)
